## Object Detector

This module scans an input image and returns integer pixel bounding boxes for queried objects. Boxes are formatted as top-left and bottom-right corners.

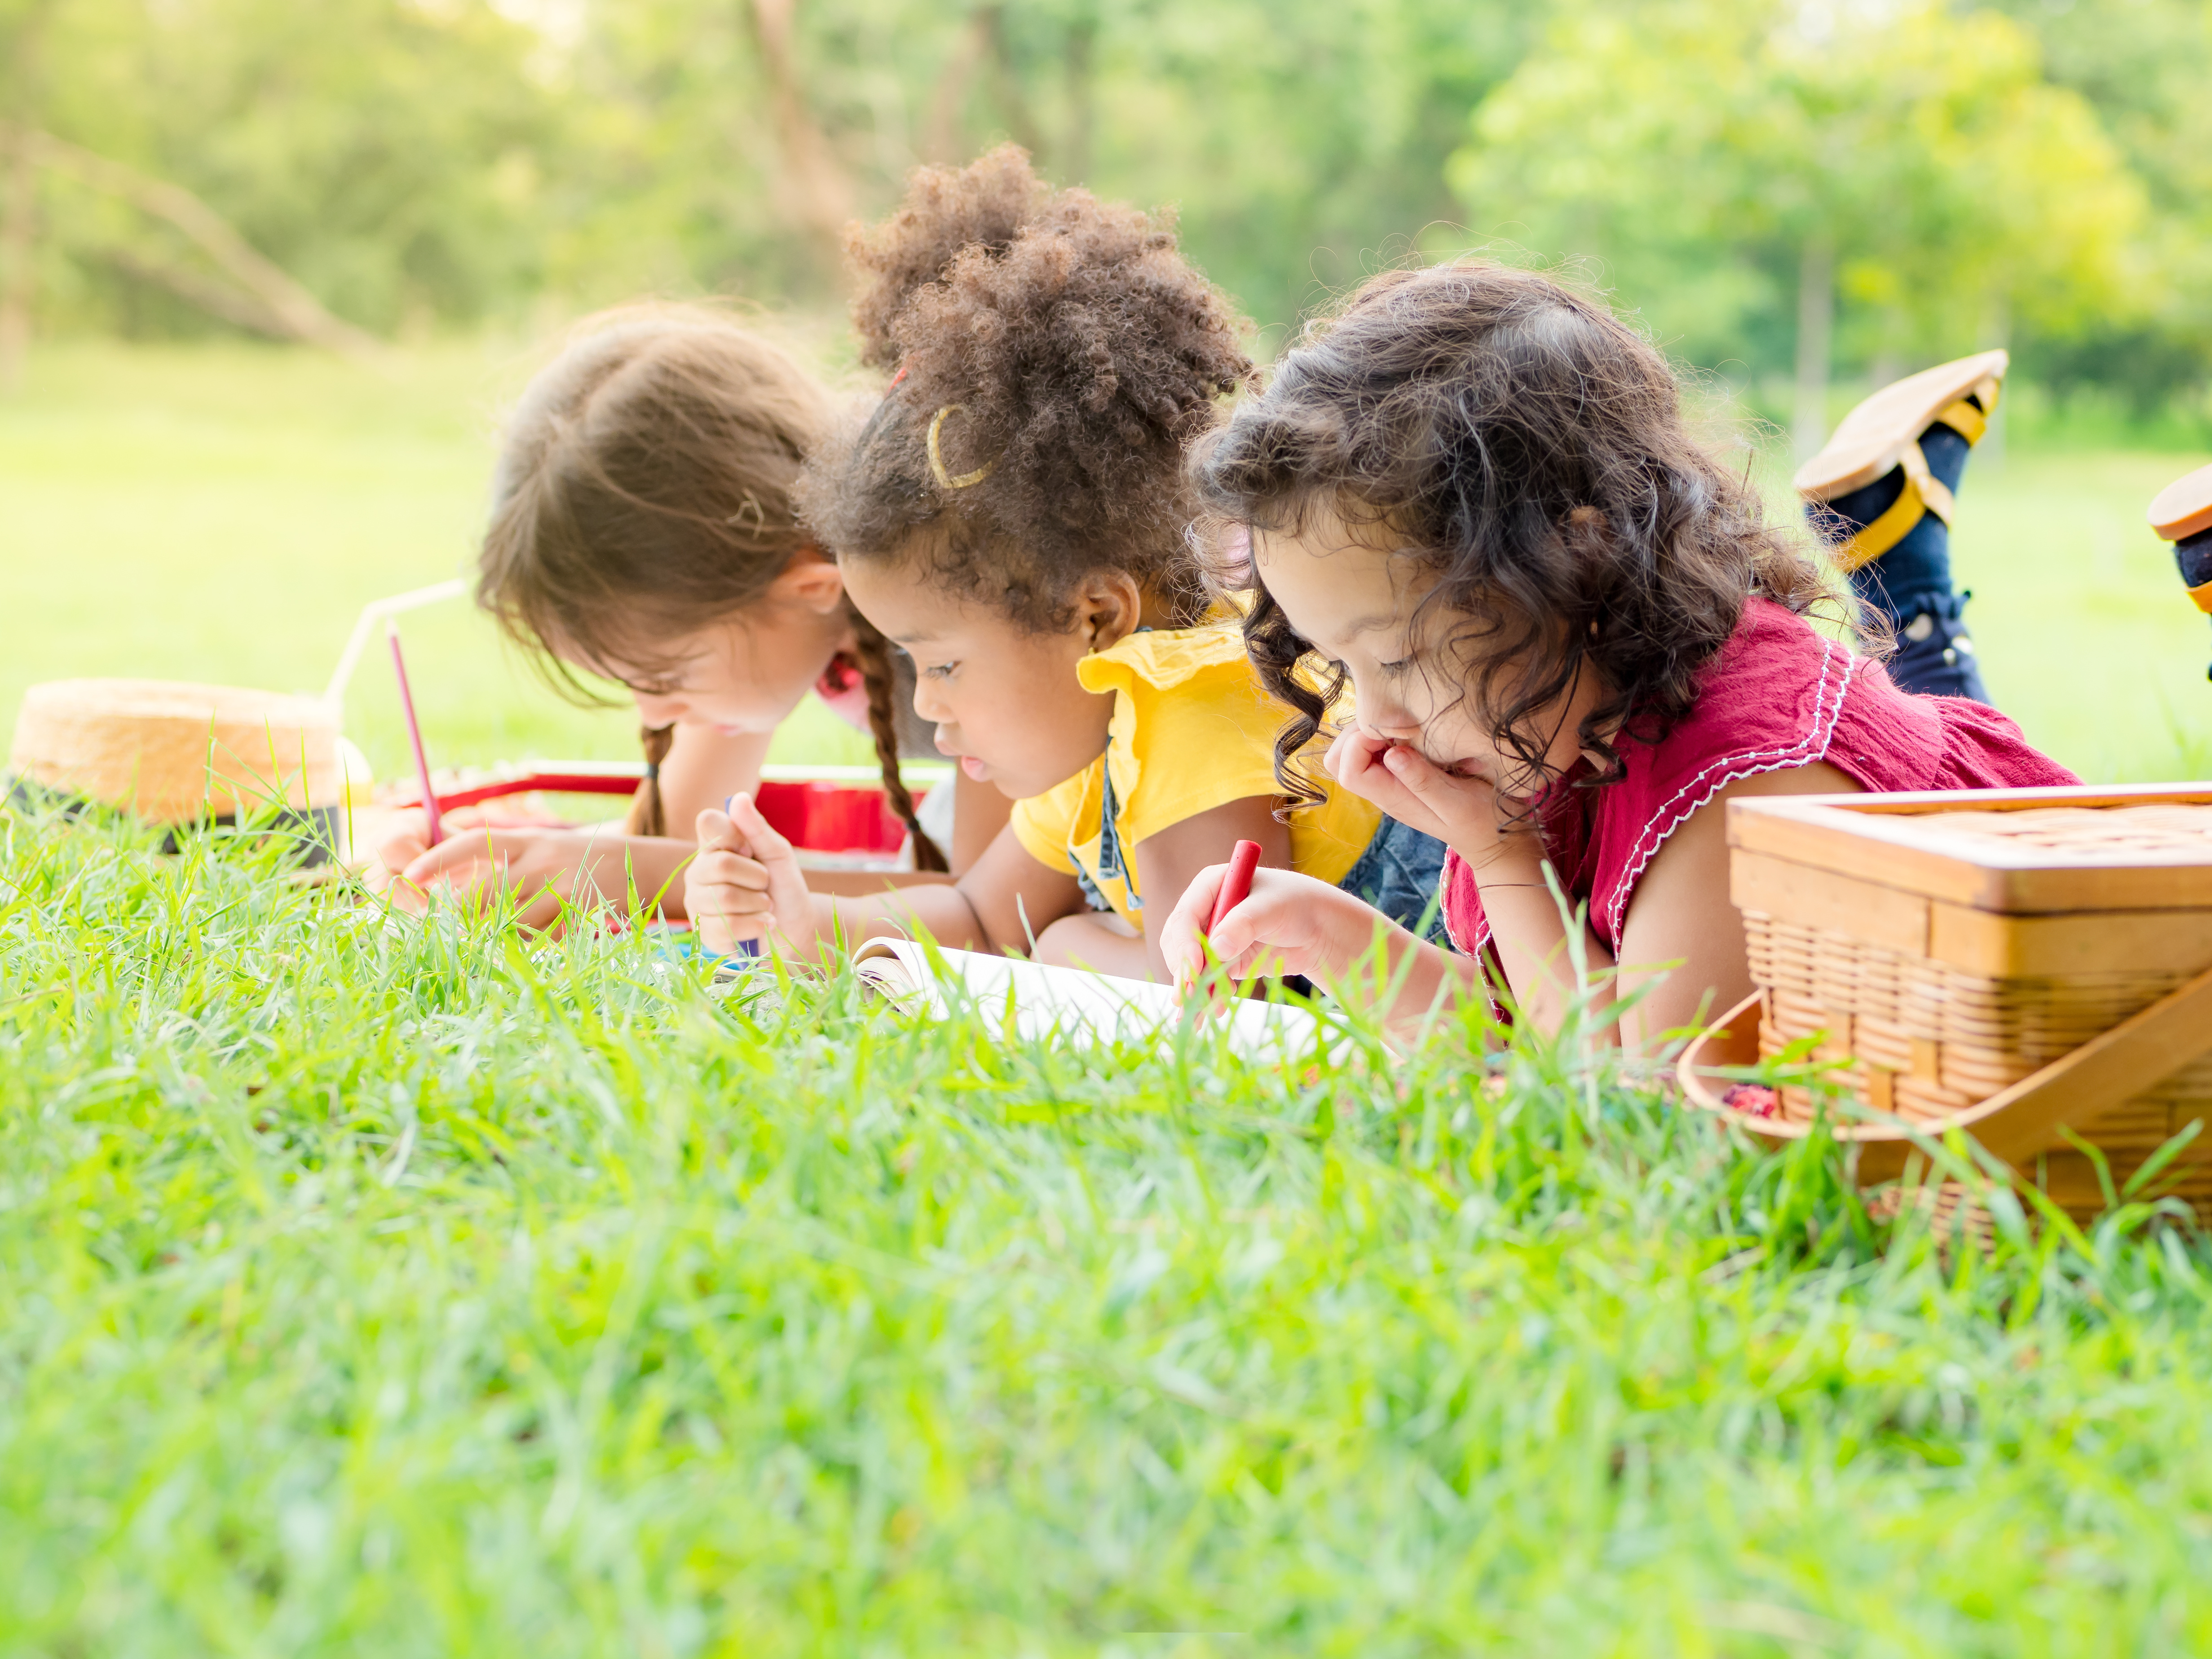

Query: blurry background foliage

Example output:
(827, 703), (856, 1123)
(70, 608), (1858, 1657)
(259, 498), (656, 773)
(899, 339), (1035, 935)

(2, 0), (2207, 429)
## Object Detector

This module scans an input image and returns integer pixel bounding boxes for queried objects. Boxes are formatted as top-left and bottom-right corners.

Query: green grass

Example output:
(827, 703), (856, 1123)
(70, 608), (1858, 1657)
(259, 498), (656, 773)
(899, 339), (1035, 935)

(3, 806), (2211, 1652)
(3, 340), (2210, 785)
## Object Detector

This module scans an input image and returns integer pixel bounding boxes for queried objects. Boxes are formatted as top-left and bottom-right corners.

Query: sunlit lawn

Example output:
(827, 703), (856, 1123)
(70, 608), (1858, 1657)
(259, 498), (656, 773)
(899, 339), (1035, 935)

(2, 339), (2209, 784)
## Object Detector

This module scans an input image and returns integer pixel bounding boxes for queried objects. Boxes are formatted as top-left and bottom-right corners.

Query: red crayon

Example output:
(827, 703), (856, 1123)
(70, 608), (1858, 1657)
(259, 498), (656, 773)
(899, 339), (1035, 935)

(1205, 839), (1263, 935)
(387, 621), (442, 848)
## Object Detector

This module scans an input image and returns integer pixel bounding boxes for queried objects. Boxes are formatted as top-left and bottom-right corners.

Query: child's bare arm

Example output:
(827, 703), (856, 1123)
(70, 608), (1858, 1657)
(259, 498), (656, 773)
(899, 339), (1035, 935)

(1160, 865), (1479, 1034)
(1128, 797), (1290, 981)
(1614, 760), (1863, 1055)
(391, 826), (693, 931)
(817, 824), (1085, 957)
(949, 769), (1015, 875)
(1031, 795), (1290, 982)
(690, 807), (1089, 964)
(655, 725), (772, 830)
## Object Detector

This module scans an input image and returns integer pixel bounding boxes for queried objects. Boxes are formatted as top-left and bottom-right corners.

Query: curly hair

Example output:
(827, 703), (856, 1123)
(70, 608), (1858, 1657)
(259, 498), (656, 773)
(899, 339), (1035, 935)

(1189, 261), (1837, 806)
(795, 145), (1256, 631)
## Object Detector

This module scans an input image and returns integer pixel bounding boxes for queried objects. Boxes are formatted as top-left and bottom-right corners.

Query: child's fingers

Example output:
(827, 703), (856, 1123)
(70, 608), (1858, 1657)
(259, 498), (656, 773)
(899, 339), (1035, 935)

(689, 847), (773, 891)
(694, 792), (816, 961)
(1162, 861), (1228, 987)
(375, 812), (432, 875)
(1201, 892), (1272, 969)
(1170, 867), (1302, 990)
(690, 874), (774, 915)
(1382, 743), (1509, 843)
(1325, 725), (1392, 783)
(726, 792), (796, 863)
(1330, 741), (1452, 841)
(401, 833), (500, 889)
(1381, 743), (1482, 823)
(690, 889), (778, 955)
(1329, 731), (1412, 802)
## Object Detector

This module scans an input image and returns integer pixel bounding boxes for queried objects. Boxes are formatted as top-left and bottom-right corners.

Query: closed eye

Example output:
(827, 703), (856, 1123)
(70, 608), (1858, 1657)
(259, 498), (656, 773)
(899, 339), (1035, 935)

(922, 661), (958, 681)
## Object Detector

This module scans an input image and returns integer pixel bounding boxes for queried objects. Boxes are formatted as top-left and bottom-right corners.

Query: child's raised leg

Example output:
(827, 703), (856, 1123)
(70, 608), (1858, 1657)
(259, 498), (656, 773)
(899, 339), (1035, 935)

(1796, 349), (2008, 703)
(2148, 459), (2212, 682)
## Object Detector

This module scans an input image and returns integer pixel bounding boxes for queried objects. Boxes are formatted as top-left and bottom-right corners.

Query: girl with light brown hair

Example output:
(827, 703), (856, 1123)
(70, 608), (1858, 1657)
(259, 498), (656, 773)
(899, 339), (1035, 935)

(379, 306), (1006, 926)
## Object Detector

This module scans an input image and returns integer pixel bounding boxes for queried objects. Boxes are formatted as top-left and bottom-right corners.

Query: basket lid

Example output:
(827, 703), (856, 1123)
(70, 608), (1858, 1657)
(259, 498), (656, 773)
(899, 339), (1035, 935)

(1728, 782), (2212, 913)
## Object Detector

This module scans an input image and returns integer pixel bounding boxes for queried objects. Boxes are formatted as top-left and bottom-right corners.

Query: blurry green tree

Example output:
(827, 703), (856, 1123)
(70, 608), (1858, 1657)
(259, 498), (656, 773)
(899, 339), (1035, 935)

(1451, 0), (2146, 451)
(4, 0), (2208, 427)
(6, 0), (1534, 345)
(18, 0), (557, 339)
(524, 0), (1534, 333)
(1984, 0), (2212, 414)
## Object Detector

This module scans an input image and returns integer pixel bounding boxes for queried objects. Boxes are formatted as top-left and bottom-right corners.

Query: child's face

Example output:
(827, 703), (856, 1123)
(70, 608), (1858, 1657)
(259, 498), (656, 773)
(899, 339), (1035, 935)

(593, 557), (852, 736)
(1254, 506), (1589, 793)
(839, 554), (1117, 802)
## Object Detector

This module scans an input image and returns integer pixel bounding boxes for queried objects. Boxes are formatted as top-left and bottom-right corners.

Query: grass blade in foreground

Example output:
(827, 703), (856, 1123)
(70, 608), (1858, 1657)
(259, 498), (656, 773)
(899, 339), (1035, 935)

(0, 813), (2209, 1654)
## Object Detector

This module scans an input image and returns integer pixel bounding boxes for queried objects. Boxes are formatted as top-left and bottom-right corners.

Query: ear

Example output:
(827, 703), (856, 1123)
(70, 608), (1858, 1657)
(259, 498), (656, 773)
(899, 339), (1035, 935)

(770, 549), (847, 614)
(1075, 571), (1146, 652)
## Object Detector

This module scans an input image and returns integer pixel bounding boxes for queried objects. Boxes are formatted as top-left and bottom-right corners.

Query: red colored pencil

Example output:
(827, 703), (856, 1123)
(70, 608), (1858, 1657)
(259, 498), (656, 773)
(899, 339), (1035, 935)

(1205, 838), (1263, 934)
(387, 621), (442, 848)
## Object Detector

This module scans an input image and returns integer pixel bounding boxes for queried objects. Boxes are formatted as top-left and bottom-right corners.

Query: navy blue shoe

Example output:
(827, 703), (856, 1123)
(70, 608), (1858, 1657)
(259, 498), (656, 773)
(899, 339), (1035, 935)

(1797, 351), (2008, 704)
(2148, 461), (2212, 682)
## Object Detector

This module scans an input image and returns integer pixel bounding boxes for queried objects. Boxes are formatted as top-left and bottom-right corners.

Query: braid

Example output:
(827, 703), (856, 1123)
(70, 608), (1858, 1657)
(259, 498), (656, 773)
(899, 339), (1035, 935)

(623, 722), (676, 838)
(848, 612), (949, 873)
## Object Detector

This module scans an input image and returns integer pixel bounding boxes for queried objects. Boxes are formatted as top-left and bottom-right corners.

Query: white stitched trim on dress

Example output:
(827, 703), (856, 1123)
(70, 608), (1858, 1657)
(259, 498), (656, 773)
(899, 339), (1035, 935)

(1438, 858), (1495, 962)
(1439, 856), (1488, 957)
(1597, 637), (1861, 947)
(1435, 855), (1507, 1018)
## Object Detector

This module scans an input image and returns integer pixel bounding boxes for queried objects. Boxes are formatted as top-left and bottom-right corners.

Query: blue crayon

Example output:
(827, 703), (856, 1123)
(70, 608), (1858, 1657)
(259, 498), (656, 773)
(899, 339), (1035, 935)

(721, 794), (760, 961)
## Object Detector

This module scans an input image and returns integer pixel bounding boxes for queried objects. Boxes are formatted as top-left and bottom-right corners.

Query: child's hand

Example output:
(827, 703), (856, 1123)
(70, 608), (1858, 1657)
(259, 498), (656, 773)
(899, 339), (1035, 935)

(1326, 728), (1542, 878)
(392, 827), (596, 931)
(369, 805), (537, 896)
(1160, 864), (1378, 989)
(1324, 727), (1466, 841)
(686, 793), (817, 960)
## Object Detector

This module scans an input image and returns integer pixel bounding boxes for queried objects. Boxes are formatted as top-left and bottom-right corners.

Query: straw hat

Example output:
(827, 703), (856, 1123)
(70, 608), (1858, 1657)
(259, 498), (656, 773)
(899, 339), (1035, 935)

(8, 679), (343, 826)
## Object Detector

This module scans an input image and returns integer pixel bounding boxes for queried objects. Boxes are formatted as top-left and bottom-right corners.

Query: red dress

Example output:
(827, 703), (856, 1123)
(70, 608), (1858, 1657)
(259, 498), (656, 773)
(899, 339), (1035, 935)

(1438, 597), (2080, 962)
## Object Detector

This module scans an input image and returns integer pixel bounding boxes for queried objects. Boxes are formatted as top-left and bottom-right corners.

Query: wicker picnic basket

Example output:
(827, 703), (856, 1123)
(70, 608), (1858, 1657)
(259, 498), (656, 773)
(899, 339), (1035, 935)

(1678, 784), (2212, 1225)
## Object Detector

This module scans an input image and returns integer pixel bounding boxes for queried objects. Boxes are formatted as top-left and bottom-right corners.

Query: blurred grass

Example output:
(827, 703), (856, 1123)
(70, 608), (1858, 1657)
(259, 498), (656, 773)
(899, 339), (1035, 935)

(0, 339), (873, 785)
(2, 340), (2208, 783)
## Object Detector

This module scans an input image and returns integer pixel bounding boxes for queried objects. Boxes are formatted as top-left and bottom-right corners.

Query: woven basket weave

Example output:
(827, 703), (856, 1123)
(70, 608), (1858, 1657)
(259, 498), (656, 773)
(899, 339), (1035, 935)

(1683, 786), (2212, 1226)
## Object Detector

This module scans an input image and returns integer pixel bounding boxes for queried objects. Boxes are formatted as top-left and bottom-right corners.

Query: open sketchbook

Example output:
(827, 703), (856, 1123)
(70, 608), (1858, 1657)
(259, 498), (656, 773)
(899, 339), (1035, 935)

(850, 937), (1332, 1056)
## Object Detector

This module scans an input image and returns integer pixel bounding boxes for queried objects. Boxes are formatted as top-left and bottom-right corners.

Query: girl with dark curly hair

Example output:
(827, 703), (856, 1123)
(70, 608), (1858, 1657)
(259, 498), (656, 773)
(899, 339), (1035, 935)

(684, 148), (1442, 981)
(1158, 261), (2076, 1050)
(380, 305), (1011, 928)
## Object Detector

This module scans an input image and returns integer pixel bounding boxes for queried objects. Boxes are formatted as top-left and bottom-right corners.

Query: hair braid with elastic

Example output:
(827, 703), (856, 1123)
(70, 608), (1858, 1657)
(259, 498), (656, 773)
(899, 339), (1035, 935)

(623, 722), (676, 837)
(848, 611), (949, 873)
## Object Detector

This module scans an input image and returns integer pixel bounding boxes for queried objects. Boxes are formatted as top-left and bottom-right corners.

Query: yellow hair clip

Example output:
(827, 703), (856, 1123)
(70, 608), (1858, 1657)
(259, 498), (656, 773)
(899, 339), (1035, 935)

(927, 404), (996, 490)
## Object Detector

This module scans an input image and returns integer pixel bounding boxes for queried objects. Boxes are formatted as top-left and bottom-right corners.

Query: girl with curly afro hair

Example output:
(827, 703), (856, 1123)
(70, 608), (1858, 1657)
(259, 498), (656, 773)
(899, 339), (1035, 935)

(685, 147), (1446, 982)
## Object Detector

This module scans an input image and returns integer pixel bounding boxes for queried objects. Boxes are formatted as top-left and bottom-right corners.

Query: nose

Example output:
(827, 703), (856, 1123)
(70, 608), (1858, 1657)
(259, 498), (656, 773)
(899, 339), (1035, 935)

(1353, 685), (1420, 741)
(909, 678), (950, 725)
(632, 692), (686, 726)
